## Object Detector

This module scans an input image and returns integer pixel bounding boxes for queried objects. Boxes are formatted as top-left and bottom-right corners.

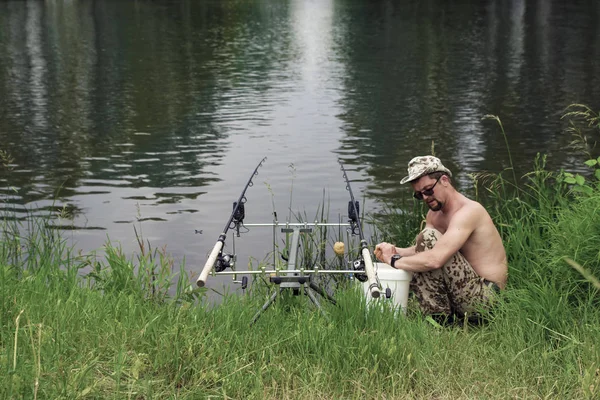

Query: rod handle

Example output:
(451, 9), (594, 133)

(362, 248), (380, 298)
(196, 241), (224, 287)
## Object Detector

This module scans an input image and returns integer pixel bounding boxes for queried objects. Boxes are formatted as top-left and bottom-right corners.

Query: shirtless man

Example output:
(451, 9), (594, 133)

(374, 156), (508, 318)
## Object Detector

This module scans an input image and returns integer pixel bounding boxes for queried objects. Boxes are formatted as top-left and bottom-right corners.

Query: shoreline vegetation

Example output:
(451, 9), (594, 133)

(2, 106), (600, 399)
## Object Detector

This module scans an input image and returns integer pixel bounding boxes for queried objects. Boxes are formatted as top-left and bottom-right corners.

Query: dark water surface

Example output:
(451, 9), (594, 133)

(1, 0), (599, 288)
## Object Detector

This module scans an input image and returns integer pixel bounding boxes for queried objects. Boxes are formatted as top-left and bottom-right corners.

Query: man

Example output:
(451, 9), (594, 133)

(374, 156), (508, 319)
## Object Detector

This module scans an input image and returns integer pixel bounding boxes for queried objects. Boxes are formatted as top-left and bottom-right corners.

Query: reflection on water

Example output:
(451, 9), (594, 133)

(0, 0), (599, 286)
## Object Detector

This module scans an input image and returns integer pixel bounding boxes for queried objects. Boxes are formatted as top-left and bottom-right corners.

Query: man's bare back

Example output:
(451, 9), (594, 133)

(426, 193), (507, 288)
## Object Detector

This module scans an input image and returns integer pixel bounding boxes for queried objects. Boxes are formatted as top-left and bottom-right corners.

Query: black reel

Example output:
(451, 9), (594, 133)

(215, 253), (233, 272)
(353, 259), (368, 282)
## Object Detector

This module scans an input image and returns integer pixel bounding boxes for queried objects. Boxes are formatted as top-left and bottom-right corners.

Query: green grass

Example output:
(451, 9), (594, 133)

(1, 262), (598, 399)
(2, 108), (600, 399)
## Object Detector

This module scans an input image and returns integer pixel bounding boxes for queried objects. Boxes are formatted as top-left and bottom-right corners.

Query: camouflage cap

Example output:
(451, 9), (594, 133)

(400, 156), (452, 184)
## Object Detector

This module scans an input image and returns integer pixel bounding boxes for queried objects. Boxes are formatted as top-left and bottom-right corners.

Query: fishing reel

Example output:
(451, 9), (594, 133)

(215, 253), (234, 272)
(352, 259), (368, 282)
(353, 259), (392, 298)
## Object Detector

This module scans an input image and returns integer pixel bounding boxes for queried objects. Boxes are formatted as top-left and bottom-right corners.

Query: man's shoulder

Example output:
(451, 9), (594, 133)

(456, 194), (486, 211)
(453, 197), (489, 221)
(465, 197), (487, 211)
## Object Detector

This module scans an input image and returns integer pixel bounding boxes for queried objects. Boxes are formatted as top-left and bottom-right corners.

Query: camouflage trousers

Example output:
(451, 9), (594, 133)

(409, 228), (499, 317)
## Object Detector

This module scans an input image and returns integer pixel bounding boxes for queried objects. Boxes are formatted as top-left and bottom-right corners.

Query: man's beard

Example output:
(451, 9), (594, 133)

(427, 199), (443, 211)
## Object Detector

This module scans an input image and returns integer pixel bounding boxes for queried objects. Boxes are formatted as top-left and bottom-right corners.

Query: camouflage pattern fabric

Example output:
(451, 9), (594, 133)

(400, 155), (453, 184)
(409, 228), (499, 316)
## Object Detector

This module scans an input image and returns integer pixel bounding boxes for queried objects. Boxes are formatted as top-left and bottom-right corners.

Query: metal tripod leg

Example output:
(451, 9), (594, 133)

(249, 227), (337, 325)
(309, 281), (336, 305)
(305, 286), (329, 320)
(250, 289), (279, 326)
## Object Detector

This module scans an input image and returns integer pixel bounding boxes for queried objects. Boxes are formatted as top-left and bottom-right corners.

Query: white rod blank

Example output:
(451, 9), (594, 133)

(362, 248), (380, 298)
(196, 241), (223, 287)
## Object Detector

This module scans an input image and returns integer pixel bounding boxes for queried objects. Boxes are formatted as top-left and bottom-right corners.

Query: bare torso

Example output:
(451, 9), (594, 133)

(427, 194), (508, 288)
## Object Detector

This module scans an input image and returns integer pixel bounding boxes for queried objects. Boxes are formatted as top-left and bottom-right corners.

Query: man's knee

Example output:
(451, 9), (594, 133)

(415, 228), (442, 253)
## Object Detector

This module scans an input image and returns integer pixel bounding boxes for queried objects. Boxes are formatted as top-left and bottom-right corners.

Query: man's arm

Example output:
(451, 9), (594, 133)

(384, 205), (481, 272)
(374, 236), (418, 261)
(394, 245), (416, 257)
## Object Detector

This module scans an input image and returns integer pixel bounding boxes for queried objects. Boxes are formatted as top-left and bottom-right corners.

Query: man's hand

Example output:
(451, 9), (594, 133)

(374, 242), (397, 264)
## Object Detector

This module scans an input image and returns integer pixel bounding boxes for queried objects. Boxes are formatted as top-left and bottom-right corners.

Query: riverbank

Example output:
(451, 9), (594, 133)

(2, 111), (600, 398)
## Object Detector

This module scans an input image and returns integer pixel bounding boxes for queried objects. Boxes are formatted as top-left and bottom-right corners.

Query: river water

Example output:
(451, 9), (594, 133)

(1, 0), (599, 290)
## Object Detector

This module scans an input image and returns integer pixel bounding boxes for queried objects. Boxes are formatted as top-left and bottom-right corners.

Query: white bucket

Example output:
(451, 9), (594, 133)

(362, 262), (413, 314)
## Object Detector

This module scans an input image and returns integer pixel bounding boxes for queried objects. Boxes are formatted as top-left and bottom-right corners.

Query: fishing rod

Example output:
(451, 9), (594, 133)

(339, 161), (381, 298)
(196, 157), (267, 287)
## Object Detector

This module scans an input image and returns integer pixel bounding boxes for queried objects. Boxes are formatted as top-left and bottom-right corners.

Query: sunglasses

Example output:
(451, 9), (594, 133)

(413, 176), (441, 200)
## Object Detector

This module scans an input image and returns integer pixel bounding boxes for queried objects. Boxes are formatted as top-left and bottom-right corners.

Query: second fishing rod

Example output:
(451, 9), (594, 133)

(196, 157), (267, 287)
(339, 161), (381, 298)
